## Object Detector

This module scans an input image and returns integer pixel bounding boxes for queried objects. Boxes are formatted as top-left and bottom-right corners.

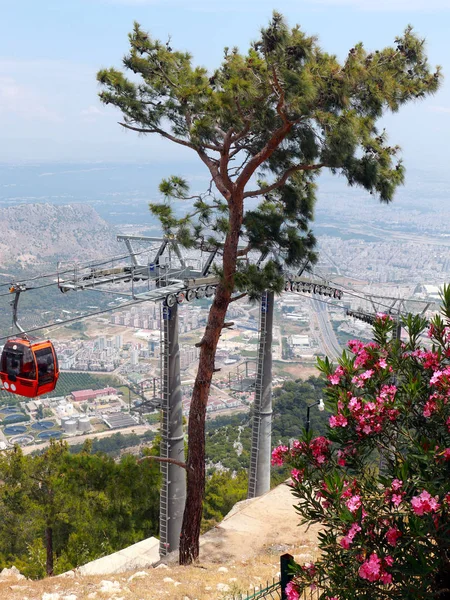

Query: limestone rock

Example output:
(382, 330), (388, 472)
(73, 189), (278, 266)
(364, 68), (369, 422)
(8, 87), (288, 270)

(41, 594), (60, 600)
(99, 580), (120, 593)
(0, 566), (25, 581)
(127, 571), (148, 582)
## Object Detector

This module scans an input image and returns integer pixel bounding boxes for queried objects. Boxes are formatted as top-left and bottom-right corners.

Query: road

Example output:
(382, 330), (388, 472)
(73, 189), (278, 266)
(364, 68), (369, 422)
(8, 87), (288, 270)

(312, 298), (342, 360)
(20, 423), (153, 455)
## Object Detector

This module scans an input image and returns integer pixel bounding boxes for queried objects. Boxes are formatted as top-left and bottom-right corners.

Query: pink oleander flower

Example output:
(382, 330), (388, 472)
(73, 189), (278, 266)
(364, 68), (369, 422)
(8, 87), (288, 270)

(424, 397), (437, 418)
(385, 479), (405, 507)
(291, 468), (304, 483)
(329, 414), (348, 428)
(430, 370), (443, 385)
(380, 572), (393, 585)
(340, 522), (361, 548)
(361, 369), (374, 380)
(411, 490), (441, 516)
(359, 552), (382, 582)
(356, 380), (365, 389)
(271, 444), (288, 466)
(291, 439), (307, 453)
(378, 358), (388, 369)
(386, 527), (402, 547)
(328, 366), (345, 385)
(355, 351), (370, 368)
(302, 563), (316, 577)
(348, 339), (365, 353)
(285, 581), (300, 600)
(337, 450), (346, 467)
(391, 493), (404, 507)
(310, 436), (332, 466)
(421, 351), (440, 370)
(376, 312), (393, 322)
(348, 396), (361, 412)
(444, 493), (450, 506)
(346, 495), (362, 513)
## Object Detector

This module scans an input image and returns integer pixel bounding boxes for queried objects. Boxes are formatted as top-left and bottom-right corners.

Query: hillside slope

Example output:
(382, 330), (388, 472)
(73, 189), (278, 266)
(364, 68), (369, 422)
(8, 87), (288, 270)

(0, 203), (120, 270)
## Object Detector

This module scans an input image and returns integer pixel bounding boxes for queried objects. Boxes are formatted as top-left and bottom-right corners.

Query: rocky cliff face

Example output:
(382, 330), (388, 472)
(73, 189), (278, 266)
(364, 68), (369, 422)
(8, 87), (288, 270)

(0, 203), (120, 271)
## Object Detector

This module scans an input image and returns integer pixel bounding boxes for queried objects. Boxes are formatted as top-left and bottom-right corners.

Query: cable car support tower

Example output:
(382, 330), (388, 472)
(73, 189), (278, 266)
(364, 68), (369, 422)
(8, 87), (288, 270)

(52, 235), (350, 552)
(41, 235), (432, 554)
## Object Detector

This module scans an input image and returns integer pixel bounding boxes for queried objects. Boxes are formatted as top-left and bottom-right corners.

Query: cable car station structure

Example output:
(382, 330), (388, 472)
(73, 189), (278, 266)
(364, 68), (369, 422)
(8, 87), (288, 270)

(2, 234), (436, 558)
(53, 234), (343, 556)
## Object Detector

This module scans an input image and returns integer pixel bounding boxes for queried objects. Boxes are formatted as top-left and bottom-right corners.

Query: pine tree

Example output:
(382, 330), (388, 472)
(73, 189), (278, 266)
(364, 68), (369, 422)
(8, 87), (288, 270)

(97, 13), (441, 564)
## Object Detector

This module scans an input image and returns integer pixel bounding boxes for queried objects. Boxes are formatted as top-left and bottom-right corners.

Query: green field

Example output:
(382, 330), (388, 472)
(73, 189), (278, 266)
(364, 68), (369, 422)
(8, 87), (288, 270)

(0, 372), (121, 404)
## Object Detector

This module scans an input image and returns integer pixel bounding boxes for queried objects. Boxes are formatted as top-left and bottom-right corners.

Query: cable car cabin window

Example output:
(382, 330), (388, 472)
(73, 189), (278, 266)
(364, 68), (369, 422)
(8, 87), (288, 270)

(35, 347), (55, 385)
(1, 343), (36, 381)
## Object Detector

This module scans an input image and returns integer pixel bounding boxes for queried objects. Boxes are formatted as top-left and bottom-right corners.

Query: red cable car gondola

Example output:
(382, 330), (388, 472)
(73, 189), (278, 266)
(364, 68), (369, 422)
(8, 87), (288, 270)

(0, 338), (59, 398)
(0, 284), (59, 398)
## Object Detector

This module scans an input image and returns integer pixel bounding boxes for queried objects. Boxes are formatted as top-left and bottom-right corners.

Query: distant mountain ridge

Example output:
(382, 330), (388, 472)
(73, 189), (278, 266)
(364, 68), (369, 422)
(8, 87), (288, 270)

(0, 203), (121, 271)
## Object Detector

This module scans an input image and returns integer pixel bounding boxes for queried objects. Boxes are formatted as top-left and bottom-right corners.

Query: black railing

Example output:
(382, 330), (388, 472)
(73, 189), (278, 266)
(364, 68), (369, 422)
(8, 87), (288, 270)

(232, 554), (322, 600)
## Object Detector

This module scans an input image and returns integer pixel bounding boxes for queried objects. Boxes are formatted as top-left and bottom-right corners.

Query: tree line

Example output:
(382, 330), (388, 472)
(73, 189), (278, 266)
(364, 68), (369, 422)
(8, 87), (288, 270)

(0, 440), (160, 578)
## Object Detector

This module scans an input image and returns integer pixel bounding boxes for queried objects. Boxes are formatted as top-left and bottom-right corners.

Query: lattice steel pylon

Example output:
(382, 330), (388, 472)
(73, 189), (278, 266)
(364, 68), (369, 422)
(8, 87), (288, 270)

(248, 291), (274, 499)
(159, 301), (186, 556)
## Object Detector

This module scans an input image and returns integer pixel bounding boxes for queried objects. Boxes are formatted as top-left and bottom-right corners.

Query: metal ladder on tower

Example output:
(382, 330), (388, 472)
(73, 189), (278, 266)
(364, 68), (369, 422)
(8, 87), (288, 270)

(247, 291), (268, 499)
(158, 258), (171, 556)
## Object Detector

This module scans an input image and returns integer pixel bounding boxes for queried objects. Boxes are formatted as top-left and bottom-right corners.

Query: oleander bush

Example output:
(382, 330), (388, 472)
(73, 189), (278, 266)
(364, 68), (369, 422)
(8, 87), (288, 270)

(275, 286), (450, 599)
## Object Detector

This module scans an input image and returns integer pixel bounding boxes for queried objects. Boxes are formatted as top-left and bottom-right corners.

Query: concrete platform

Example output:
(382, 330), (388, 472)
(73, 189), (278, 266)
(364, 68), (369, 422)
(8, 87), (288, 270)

(76, 536), (160, 575)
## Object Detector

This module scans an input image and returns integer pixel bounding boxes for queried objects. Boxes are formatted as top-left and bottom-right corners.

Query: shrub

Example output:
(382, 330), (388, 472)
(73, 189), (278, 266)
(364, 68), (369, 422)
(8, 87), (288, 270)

(276, 286), (450, 600)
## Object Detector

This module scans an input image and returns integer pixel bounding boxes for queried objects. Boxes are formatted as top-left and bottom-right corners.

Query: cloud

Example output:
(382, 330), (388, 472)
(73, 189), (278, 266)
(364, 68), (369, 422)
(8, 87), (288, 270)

(80, 105), (104, 122)
(97, 0), (450, 8)
(81, 106), (102, 116)
(38, 167), (115, 177)
(0, 77), (63, 122)
(315, 0), (450, 10)
(429, 106), (450, 114)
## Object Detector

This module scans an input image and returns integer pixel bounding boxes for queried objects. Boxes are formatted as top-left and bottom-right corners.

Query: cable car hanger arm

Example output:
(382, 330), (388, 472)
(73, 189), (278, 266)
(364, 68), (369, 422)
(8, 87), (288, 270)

(10, 284), (27, 335)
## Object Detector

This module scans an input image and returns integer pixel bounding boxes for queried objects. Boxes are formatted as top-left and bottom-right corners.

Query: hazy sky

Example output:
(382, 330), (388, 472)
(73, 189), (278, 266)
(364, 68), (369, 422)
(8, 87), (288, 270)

(1, 0), (449, 169)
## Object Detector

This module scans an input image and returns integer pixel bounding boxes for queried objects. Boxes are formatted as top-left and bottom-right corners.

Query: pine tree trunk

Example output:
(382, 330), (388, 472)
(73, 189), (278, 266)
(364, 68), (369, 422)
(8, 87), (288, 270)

(45, 526), (54, 577)
(179, 195), (242, 565)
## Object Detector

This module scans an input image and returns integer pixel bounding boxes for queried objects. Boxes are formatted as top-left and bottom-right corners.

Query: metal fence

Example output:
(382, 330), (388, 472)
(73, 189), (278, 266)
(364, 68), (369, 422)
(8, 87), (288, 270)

(231, 554), (323, 600)
(232, 579), (281, 600)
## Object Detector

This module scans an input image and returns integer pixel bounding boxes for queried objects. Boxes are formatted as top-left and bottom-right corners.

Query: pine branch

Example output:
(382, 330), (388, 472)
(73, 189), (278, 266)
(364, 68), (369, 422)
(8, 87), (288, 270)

(229, 293), (247, 303)
(140, 456), (187, 470)
(196, 148), (232, 201)
(243, 162), (325, 199)
(271, 65), (288, 124)
(119, 122), (196, 150)
(120, 121), (222, 153)
(236, 245), (251, 257)
(235, 121), (293, 195)
(220, 127), (235, 191)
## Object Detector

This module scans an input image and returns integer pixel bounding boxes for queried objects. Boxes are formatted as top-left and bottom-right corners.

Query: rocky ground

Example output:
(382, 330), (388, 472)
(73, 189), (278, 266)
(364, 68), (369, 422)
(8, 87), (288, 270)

(0, 483), (321, 600)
